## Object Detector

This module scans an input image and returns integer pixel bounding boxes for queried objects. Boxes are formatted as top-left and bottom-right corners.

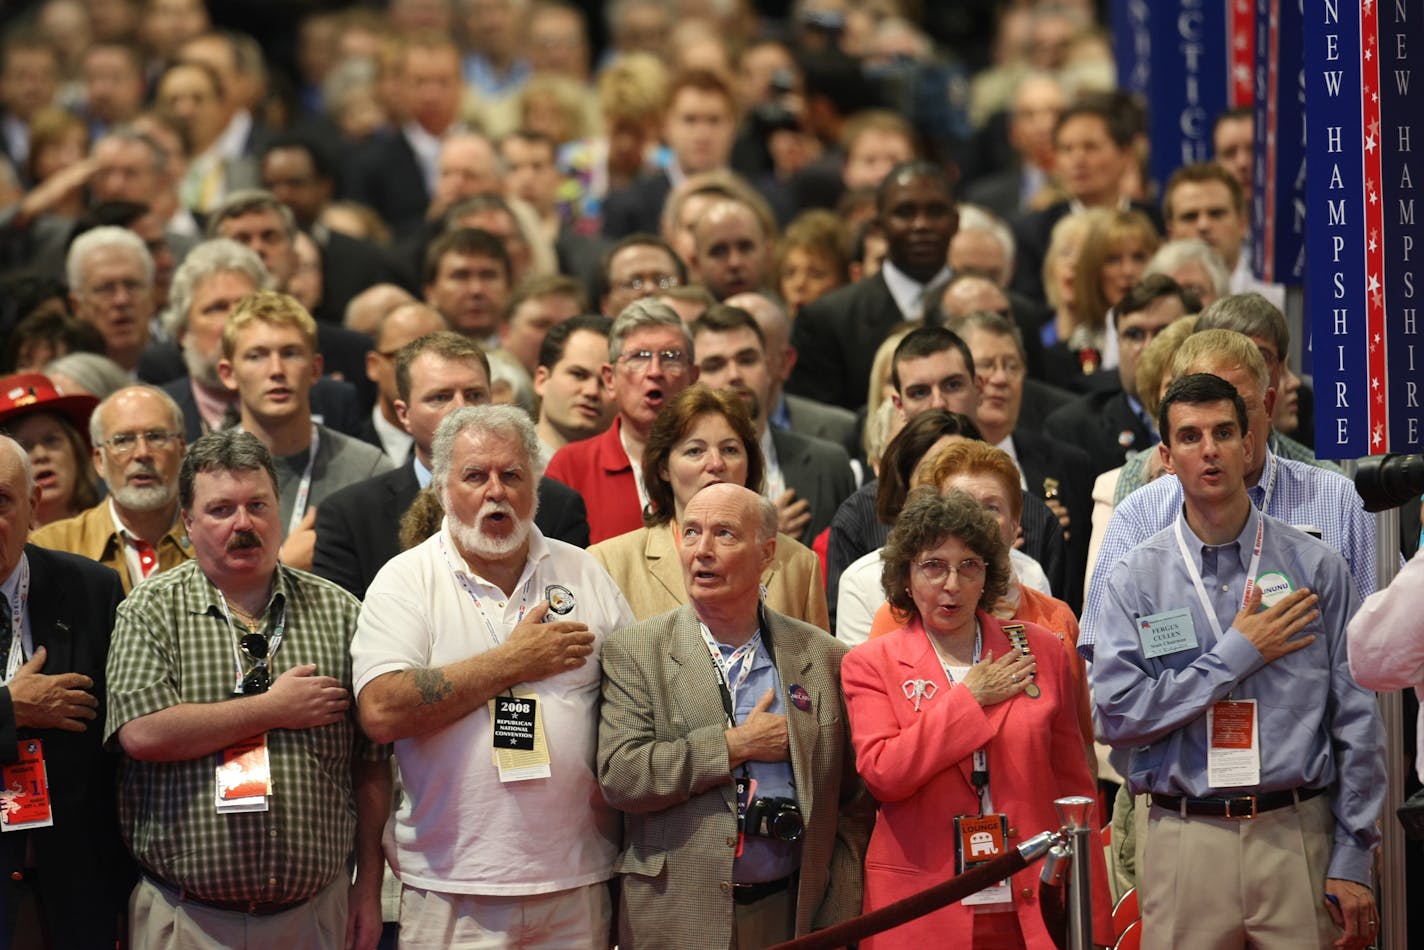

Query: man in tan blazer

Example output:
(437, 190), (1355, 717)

(597, 484), (872, 949)
(30, 385), (191, 592)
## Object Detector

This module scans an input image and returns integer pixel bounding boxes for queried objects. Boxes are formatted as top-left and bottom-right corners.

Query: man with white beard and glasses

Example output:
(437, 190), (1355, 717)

(352, 405), (634, 948)
(31, 385), (191, 591)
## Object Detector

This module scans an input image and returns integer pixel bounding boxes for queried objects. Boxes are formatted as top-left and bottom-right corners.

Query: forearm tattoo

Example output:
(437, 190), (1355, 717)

(410, 667), (452, 705)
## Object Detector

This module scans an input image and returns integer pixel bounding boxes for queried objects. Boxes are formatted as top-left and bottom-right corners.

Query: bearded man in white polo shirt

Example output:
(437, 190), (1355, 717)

(351, 404), (635, 948)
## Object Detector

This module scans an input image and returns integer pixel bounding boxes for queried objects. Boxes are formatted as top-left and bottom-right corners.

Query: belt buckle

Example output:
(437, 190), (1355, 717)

(1224, 796), (1257, 820)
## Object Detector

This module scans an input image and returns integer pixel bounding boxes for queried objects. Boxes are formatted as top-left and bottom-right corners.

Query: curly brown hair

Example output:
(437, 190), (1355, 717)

(641, 385), (764, 526)
(881, 487), (1011, 625)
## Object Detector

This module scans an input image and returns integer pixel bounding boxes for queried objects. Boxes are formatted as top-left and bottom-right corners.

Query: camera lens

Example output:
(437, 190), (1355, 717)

(769, 808), (804, 842)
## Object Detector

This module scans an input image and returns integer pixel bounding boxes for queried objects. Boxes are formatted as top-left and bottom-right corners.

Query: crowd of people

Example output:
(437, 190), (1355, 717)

(0, 1), (1413, 949)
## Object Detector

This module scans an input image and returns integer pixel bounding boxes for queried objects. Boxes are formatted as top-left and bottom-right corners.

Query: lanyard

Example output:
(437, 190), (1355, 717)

(701, 626), (762, 726)
(1253, 451), (1279, 512)
(3, 557), (30, 683)
(929, 623), (991, 813)
(1174, 513), (1265, 643)
(439, 534), (535, 649)
(286, 425), (320, 537)
(217, 590), (286, 694)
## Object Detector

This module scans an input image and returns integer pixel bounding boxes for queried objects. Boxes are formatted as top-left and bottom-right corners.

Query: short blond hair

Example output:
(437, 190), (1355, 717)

(222, 291), (318, 359)
(1170, 328), (1268, 394)
(599, 52), (668, 124)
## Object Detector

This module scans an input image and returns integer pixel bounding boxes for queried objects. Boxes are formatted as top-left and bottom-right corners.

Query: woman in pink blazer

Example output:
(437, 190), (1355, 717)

(842, 489), (1111, 949)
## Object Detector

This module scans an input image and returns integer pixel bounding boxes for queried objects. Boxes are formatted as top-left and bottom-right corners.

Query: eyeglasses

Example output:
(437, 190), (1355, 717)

(102, 430), (181, 457)
(239, 632), (271, 695)
(977, 356), (1025, 379)
(616, 274), (680, 294)
(83, 278), (147, 301)
(914, 557), (987, 585)
(617, 348), (689, 376)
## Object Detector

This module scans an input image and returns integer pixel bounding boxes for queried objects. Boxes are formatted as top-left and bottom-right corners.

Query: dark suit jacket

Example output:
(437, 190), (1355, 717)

(772, 427), (856, 546)
(0, 547), (135, 948)
(963, 164), (1030, 221)
(1042, 385), (1154, 479)
(1009, 199), (1165, 304)
(1013, 427), (1093, 612)
(787, 273), (904, 411)
(312, 226), (418, 326)
(1019, 377), (1078, 432)
(312, 462), (590, 599)
(158, 374), (369, 443)
(600, 170), (672, 239)
(345, 129), (431, 242)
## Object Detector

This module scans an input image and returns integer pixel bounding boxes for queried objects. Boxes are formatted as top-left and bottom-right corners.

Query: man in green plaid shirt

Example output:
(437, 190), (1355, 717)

(105, 430), (391, 950)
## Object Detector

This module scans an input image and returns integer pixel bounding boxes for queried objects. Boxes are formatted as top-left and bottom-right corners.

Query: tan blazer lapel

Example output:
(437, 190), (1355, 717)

(645, 524), (687, 604)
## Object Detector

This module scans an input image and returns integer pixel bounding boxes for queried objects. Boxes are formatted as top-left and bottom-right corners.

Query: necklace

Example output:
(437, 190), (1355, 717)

(228, 602), (263, 634)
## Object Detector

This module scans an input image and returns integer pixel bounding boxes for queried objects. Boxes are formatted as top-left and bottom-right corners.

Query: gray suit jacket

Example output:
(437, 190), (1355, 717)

(597, 604), (872, 949)
(772, 427), (856, 546)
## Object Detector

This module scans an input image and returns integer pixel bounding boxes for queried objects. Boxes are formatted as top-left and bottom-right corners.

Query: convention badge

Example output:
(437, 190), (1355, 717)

(1135, 608), (1200, 659)
(215, 734), (272, 813)
(543, 585), (576, 619)
(787, 683), (812, 712)
(0, 739), (53, 831)
(954, 813), (1013, 905)
(734, 775), (758, 858)
(489, 690), (551, 782)
(902, 679), (938, 711)
(1207, 699), (1260, 788)
(1255, 571), (1294, 609)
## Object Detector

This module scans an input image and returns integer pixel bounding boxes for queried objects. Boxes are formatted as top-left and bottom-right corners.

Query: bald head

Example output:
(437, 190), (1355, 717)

(344, 283), (417, 336)
(940, 276), (1010, 319)
(368, 303), (450, 415)
(437, 133), (501, 205)
(725, 291), (794, 383)
(687, 482), (778, 543)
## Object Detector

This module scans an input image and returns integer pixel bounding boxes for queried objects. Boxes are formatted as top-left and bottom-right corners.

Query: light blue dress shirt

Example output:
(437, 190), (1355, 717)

(1090, 505), (1384, 884)
(710, 631), (801, 884)
(1081, 450), (1384, 661)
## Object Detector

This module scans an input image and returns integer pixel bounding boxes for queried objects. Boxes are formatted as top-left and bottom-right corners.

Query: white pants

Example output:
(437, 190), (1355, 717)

(397, 881), (611, 950)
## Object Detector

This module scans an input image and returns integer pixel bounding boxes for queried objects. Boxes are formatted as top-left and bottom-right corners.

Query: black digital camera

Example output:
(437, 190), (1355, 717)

(744, 796), (804, 842)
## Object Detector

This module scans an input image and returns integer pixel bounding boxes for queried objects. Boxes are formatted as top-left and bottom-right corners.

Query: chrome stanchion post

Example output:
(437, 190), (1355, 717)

(1055, 796), (1096, 950)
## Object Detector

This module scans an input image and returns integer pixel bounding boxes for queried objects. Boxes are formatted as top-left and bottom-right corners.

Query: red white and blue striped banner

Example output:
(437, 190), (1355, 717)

(1305, 0), (1424, 457)
(1251, 0), (1307, 285)
(1230, 0), (1257, 107)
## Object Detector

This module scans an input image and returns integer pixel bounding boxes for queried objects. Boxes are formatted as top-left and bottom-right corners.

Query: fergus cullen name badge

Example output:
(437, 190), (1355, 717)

(1136, 608), (1199, 659)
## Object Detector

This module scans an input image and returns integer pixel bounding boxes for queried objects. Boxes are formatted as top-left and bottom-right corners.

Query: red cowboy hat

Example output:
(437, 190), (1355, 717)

(0, 373), (101, 441)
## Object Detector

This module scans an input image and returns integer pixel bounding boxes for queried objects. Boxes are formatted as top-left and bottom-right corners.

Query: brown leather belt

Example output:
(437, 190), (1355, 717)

(148, 876), (307, 917)
(1150, 786), (1326, 820)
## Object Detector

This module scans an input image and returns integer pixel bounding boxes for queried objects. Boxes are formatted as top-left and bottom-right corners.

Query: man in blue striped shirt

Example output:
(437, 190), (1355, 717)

(1081, 329), (1385, 662)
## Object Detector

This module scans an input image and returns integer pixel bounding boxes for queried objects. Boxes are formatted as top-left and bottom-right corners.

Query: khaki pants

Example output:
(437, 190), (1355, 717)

(1141, 793), (1339, 949)
(397, 881), (611, 949)
(129, 873), (347, 950)
(730, 886), (795, 950)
